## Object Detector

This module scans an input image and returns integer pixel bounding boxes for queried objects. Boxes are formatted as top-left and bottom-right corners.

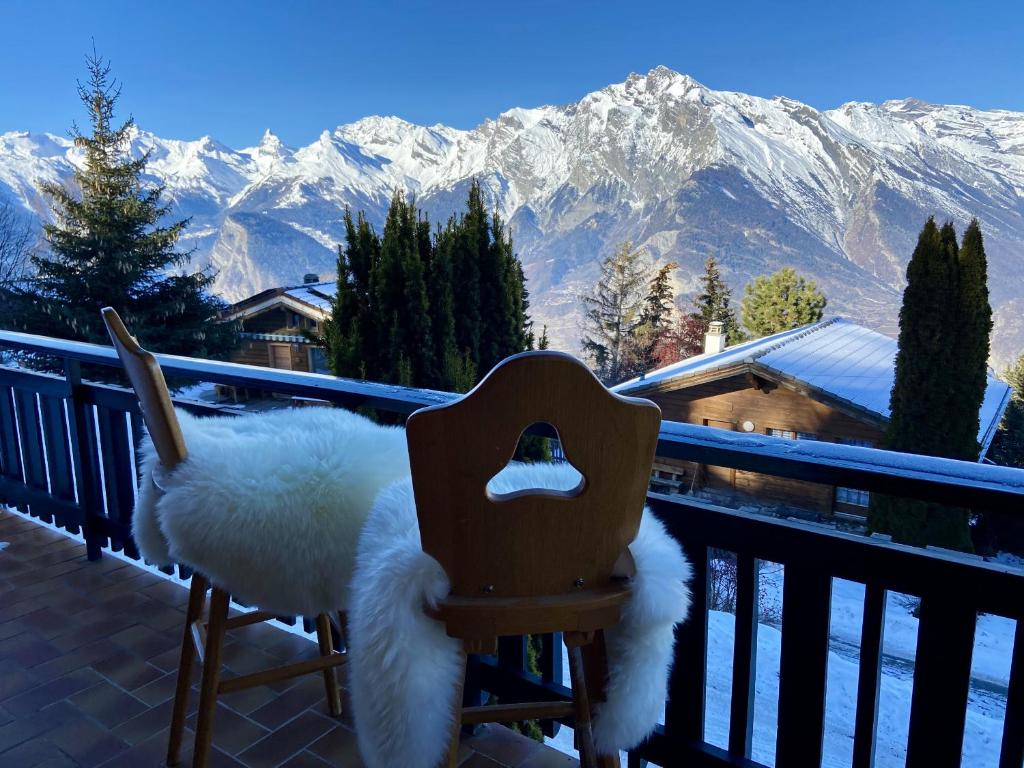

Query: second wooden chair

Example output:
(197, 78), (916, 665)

(406, 351), (661, 768)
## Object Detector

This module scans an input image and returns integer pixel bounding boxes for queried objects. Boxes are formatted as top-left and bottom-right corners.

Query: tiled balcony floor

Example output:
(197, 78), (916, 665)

(0, 509), (577, 768)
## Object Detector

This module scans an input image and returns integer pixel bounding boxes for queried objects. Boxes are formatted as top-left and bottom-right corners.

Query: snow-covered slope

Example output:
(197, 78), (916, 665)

(2, 67), (1023, 364)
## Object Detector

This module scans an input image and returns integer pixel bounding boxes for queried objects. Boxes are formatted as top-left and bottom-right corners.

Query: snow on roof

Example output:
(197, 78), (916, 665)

(614, 317), (1012, 453)
(283, 281), (337, 312)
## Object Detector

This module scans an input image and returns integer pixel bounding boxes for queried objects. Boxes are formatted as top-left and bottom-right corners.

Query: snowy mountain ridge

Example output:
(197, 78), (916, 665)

(2, 66), (1023, 363)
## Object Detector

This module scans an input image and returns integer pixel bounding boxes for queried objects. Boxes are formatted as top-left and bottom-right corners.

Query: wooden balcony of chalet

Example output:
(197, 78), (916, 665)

(1, 329), (1023, 768)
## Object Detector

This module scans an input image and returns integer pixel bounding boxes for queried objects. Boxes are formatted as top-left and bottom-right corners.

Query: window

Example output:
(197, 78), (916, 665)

(766, 427), (795, 439)
(797, 431), (818, 441)
(836, 438), (873, 507)
(309, 347), (330, 375)
(291, 312), (301, 328)
(836, 487), (870, 507)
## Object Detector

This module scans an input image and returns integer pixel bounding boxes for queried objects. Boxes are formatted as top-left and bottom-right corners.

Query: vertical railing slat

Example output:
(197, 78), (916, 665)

(776, 564), (832, 766)
(665, 535), (708, 746)
(0, 385), (22, 484)
(39, 393), (76, 531)
(13, 389), (48, 522)
(96, 406), (136, 554)
(728, 554), (758, 758)
(905, 594), (976, 768)
(65, 360), (105, 559)
(852, 583), (886, 768)
(999, 621), (1024, 768)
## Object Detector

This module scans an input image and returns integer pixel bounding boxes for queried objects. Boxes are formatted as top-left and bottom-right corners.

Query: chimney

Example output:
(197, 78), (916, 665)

(303, 273), (320, 285)
(704, 321), (726, 355)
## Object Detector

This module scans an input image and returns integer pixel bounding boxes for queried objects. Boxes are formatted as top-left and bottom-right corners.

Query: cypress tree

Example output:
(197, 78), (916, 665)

(6, 51), (235, 360)
(451, 196), (483, 365)
(869, 218), (972, 551)
(953, 219), (992, 459)
(475, 192), (515, 373)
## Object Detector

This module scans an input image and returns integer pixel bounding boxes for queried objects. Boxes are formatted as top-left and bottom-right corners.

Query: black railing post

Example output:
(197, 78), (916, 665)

(64, 358), (103, 560)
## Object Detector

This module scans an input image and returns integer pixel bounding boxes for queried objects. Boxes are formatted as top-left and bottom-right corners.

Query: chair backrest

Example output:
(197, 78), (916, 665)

(406, 351), (661, 598)
(100, 308), (187, 469)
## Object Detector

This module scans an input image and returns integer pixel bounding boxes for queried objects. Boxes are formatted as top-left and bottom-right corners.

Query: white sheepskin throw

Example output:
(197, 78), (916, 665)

(348, 462), (691, 768)
(135, 407), (410, 616)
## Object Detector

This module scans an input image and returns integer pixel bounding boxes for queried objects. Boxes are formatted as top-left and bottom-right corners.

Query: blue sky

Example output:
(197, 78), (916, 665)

(1, 0), (1021, 148)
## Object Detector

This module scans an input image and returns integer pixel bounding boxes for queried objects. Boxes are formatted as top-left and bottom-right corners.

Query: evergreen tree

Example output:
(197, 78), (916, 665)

(579, 241), (650, 384)
(5, 52), (235, 359)
(451, 186), (484, 365)
(991, 353), (1024, 469)
(624, 261), (678, 377)
(690, 255), (740, 344)
(953, 219), (992, 459)
(869, 218), (972, 551)
(740, 267), (827, 338)
(323, 181), (532, 393)
(537, 326), (550, 350)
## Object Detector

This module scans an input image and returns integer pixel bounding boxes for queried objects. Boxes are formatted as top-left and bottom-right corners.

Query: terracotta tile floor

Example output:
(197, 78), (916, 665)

(0, 509), (578, 767)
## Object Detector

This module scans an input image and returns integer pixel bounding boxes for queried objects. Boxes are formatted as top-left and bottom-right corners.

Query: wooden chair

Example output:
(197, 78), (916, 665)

(406, 351), (661, 768)
(101, 308), (346, 768)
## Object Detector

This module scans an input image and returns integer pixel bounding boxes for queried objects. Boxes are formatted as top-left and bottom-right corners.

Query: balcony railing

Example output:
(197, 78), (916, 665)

(1, 329), (1023, 768)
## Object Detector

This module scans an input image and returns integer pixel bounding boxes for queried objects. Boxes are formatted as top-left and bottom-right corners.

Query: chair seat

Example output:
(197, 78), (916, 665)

(430, 583), (632, 640)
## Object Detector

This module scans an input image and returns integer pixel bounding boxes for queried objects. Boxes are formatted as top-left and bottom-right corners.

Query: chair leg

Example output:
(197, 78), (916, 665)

(167, 572), (208, 767)
(193, 586), (229, 768)
(443, 646), (468, 768)
(581, 630), (620, 768)
(565, 634), (598, 768)
(315, 613), (342, 717)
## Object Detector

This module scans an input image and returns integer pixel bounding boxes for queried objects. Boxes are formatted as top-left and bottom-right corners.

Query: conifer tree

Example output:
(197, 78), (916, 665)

(451, 194), (483, 366)
(740, 267), (827, 339)
(690, 255), (740, 344)
(537, 326), (550, 350)
(869, 218), (972, 551)
(323, 181), (531, 393)
(991, 353), (1024, 469)
(6, 52), (235, 359)
(579, 241), (650, 384)
(625, 261), (678, 376)
(953, 219), (992, 459)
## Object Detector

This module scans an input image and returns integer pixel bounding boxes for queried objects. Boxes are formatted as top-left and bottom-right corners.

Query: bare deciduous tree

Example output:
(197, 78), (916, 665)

(0, 199), (35, 291)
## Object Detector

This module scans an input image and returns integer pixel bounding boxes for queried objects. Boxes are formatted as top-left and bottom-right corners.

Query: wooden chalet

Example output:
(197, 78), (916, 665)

(221, 275), (337, 374)
(614, 318), (1013, 518)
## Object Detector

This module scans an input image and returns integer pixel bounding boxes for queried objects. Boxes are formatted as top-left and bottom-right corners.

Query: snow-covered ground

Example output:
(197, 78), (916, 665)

(549, 562), (1018, 767)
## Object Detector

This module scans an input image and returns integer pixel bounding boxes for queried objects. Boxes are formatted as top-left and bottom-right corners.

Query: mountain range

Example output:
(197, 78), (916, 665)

(2, 66), (1022, 366)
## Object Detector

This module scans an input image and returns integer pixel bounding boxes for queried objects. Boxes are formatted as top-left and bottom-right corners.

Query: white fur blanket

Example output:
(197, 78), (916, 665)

(349, 462), (691, 767)
(135, 407), (410, 616)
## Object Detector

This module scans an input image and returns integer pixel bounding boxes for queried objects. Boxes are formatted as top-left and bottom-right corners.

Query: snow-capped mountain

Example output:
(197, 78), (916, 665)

(2, 66), (1023, 365)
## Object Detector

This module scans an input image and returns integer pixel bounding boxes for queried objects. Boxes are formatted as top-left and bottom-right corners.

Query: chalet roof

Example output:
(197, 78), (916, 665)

(223, 281), (337, 321)
(614, 317), (1013, 456)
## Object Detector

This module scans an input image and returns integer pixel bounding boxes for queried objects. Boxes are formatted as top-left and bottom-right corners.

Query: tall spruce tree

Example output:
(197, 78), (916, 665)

(579, 241), (650, 384)
(6, 52), (235, 359)
(625, 261), (678, 377)
(869, 218), (972, 551)
(690, 255), (740, 344)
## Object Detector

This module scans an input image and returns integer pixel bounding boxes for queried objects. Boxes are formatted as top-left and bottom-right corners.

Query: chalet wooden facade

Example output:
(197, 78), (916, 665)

(614, 318), (1012, 518)
(221, 275), (337, 375)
